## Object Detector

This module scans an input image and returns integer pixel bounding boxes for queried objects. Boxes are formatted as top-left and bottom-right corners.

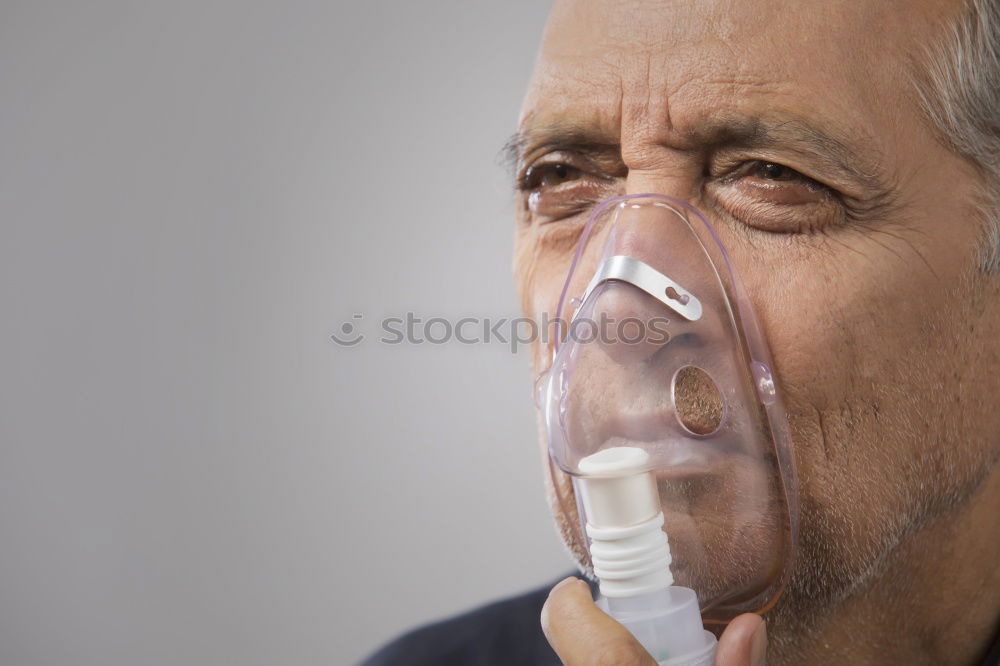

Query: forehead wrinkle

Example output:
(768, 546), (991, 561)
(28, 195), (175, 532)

(516, 58), (890, 194)
(515, 108), (887, 187)
(622, 83), (890, 193)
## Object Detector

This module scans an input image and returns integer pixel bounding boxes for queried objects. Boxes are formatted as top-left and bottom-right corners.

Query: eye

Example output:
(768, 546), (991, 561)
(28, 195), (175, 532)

(517, 156), (617, 222)
(708, 159), (841, 233)
(523, 163), (584, 189)
(739, 160), (827, 191)
(756, 162), (799, 181)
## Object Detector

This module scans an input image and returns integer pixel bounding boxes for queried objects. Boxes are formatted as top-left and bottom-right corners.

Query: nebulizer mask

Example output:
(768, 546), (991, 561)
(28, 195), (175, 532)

(536, 194), (798, 664)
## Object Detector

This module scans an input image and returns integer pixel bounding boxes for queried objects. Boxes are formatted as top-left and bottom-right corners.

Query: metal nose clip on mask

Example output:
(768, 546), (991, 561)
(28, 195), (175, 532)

(538, 194), (799, 623)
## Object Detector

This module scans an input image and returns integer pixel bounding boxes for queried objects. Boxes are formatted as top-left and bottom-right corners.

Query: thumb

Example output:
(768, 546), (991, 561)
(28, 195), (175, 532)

(714, 613), (767, 666)
(540, 577), (656, 665)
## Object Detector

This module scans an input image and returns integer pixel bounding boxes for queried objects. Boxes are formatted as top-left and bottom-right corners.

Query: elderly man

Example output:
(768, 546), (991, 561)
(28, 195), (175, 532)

(365, 0), (1000, 664)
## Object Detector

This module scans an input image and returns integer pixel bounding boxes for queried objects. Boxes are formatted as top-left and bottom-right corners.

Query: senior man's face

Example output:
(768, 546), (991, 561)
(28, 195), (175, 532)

(513, 0), (998, 620)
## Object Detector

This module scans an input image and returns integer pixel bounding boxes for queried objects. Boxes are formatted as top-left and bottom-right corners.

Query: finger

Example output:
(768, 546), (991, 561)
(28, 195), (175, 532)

(714, 613), (767, 666)
(540, 577), (656, 666)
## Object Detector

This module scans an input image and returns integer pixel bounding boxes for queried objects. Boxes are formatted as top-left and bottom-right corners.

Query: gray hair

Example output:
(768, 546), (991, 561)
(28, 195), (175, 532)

(913, 0), (1000, 273)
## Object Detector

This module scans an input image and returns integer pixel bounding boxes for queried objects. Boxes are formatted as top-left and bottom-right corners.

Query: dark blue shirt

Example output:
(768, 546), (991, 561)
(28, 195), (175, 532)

(362, 577), (1000, 665)
(361, 577), (570, 666)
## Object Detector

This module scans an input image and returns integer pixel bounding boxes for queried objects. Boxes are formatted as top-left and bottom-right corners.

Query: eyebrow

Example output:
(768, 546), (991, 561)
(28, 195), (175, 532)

(500, 124), (618, 176)
(747, 118), (888, 192)
(501, 115), (890, 195)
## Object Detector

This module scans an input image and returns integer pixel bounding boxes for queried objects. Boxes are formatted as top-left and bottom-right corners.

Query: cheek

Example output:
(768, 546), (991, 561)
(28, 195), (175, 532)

(752, 235), (943, 426)
(731, 242), (910, 571)
(536, 413), (593, 572)
(514, 231), (581, 371)
(739, 226), (973, 515)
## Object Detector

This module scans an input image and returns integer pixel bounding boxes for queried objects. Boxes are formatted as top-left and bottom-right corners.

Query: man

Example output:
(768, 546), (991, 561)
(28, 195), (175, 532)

(365, 0), (999, 663)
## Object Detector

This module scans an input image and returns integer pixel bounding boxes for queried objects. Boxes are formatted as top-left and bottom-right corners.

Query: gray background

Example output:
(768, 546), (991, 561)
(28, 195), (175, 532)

(0, 2), (569, 664)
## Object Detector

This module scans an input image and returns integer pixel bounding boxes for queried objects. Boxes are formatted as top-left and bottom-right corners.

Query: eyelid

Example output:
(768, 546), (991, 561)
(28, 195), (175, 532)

(518, 151), (609, 191)
(519, 151), (575, 180)
(755, 162), (827, 190)
(705, 158), (847, 235)
(521, 141), (627, 176)
(713, 156), (809, 180)
(710, 150), (866, 200)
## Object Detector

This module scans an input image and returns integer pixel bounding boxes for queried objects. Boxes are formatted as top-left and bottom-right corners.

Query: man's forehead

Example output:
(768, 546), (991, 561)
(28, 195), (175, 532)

(519, 0), (946, 151)
(536, 0), (922, 73)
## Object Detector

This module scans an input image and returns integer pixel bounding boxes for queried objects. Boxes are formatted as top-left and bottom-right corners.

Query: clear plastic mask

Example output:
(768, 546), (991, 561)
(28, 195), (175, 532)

(537, 194), (799, 622)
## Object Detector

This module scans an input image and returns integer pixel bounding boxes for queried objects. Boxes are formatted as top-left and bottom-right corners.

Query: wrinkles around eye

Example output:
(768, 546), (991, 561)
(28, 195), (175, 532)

(527, 179), (617, 220)
(517, 152), (846, 234)
(707, 178), (843, 233)
(517, 148), (625, 221)
(518, 165), (618, 222)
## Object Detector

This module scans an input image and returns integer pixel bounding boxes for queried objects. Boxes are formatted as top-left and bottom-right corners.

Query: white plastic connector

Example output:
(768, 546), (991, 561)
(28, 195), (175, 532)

(577, 448), (673, 598)
(577, 447), (717, 666)
(578, 447), (660, 529)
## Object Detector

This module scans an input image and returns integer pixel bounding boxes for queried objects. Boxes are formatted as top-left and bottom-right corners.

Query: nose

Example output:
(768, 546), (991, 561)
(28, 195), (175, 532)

(624, 160), (702, 203)
(581, 198), (720, 369)
(589, 280), (674, 366)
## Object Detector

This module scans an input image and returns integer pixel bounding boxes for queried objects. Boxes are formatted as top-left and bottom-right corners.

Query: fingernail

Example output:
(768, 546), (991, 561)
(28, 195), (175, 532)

(751, 619), (767, 665)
